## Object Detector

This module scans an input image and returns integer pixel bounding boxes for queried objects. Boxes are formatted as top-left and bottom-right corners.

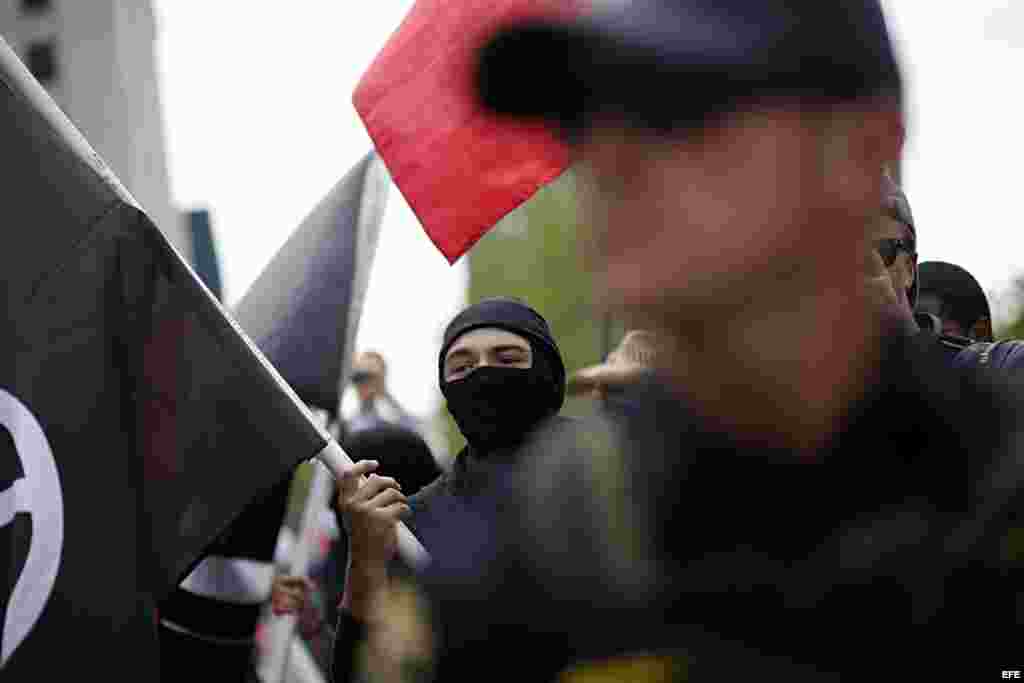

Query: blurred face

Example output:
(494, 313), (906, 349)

(574, 106), (886, 327)
(353, 352), (387, 402)
(575, 108), (844, 321)
(443, 328), (532, 383)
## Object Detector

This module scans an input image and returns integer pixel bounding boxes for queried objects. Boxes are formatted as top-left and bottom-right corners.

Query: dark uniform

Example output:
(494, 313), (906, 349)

(917, 310), (1024, 372)
(421, 328), (1024, 681)
(914, 310), (974, 361)
(415, 2), (1024, 680)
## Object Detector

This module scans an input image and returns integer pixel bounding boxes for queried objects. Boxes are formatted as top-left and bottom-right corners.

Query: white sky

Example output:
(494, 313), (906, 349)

(154, 1), (468, 422)
(154, 1), (1024, 420)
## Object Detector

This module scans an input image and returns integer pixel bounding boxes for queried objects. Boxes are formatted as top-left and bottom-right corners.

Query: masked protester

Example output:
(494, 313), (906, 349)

(413, 297), (567, 520)
(406, 2), (1024, 682)
(329, 298), (568, 682)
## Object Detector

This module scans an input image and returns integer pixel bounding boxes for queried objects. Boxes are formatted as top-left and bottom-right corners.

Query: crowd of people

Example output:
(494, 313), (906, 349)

(264, 2), (1024, 681)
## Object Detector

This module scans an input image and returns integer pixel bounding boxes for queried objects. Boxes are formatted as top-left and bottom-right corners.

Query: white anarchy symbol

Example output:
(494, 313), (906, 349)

(0, 388), (63, 666)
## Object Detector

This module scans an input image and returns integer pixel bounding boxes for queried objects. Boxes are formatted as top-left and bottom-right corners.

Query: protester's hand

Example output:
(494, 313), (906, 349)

(567, 362), (648, 398)
(336, 460), (408, 619)
(337, 459), (409, 558)
(271, 575), (315, 616)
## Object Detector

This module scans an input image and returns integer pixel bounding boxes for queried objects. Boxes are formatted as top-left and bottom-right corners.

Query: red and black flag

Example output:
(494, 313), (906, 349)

(354, 0), (581, 263)
(0, 36), (326, 678)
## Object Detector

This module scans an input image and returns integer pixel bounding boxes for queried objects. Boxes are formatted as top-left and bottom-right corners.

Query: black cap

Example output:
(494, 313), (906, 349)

(476, 1), (902, 136)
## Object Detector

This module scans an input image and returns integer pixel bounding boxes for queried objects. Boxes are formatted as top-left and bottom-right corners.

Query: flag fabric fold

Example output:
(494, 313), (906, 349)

(159, 151), (388, 680)
(233, 151), (389, 415)
(354, 0), (579, 263)
(0, 35), (326, 676)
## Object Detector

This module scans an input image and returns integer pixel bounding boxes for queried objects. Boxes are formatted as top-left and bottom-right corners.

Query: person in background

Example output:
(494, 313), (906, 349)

(869, 171), (919, 329)
(913, 261), (1024, 371)
(347, 350), (421, 436)
(916, 260), (994, 341)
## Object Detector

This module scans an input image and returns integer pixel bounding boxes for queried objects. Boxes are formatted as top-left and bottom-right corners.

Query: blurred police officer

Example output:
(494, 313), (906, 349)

(412, 2), (1024, 681)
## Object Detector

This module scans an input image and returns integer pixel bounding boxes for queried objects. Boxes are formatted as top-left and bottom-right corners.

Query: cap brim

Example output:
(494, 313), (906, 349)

(475, 19), (740, 136)
(475, 6), (901, 135)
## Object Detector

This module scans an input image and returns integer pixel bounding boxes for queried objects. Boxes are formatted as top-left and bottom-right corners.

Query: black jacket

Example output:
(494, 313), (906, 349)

(421, 332), (1024, 681)
(330, 414), (580, 682)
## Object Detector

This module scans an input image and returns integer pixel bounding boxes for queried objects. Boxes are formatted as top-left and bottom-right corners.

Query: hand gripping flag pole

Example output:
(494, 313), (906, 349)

(261, 433), (430, 683)
(316, 440), (431, 571)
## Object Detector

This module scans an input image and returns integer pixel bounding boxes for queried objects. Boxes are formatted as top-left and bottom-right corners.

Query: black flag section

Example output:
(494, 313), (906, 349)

(157, 152), (389, 679)
(0, 37), (326, 677)
(234, 151), (389, 416)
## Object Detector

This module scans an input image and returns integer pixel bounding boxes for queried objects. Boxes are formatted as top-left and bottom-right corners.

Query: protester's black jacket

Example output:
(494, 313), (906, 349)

(420, 332), (1024, 681)
(329, 414), (580, 682)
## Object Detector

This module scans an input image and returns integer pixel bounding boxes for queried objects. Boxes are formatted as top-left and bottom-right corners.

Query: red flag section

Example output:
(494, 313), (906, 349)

(354, 0), (581, 263)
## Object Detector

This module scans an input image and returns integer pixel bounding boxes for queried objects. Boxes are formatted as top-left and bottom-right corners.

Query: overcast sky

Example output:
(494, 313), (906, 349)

(154, 0), (1024, 421)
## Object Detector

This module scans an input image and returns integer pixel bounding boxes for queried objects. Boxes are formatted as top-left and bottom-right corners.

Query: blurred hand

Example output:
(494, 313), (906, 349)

(567, 362), (649, 397)
(271, 575), (314, 616)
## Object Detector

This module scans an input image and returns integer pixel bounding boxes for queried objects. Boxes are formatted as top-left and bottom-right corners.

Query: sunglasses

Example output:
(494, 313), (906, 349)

(350, 370), (375, 384)
(875, 238), (915, 267)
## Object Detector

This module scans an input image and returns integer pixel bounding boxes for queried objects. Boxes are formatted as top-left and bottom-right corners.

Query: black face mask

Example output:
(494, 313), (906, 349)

(443, 365), (558, 454)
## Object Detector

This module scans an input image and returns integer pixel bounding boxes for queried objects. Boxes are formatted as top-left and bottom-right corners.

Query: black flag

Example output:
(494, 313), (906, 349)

(0, 37), (326, 677)
(234, 151), (389, 416)
(158, 152), (389, 679)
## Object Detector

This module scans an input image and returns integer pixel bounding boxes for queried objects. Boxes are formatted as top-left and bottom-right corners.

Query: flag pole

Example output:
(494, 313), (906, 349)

(262, 412), (335, 683)
(263, 460), (334, 683)
(316, 440), (430, 570)
(262, 430), (431, 683)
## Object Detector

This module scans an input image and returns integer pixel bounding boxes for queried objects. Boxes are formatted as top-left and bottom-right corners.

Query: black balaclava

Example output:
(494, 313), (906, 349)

(439, 298), (566, 455)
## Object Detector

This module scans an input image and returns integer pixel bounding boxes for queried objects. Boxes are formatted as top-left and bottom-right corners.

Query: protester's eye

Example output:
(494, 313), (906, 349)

(448, 363), (473, 379)
(497, 352), (527, 365)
